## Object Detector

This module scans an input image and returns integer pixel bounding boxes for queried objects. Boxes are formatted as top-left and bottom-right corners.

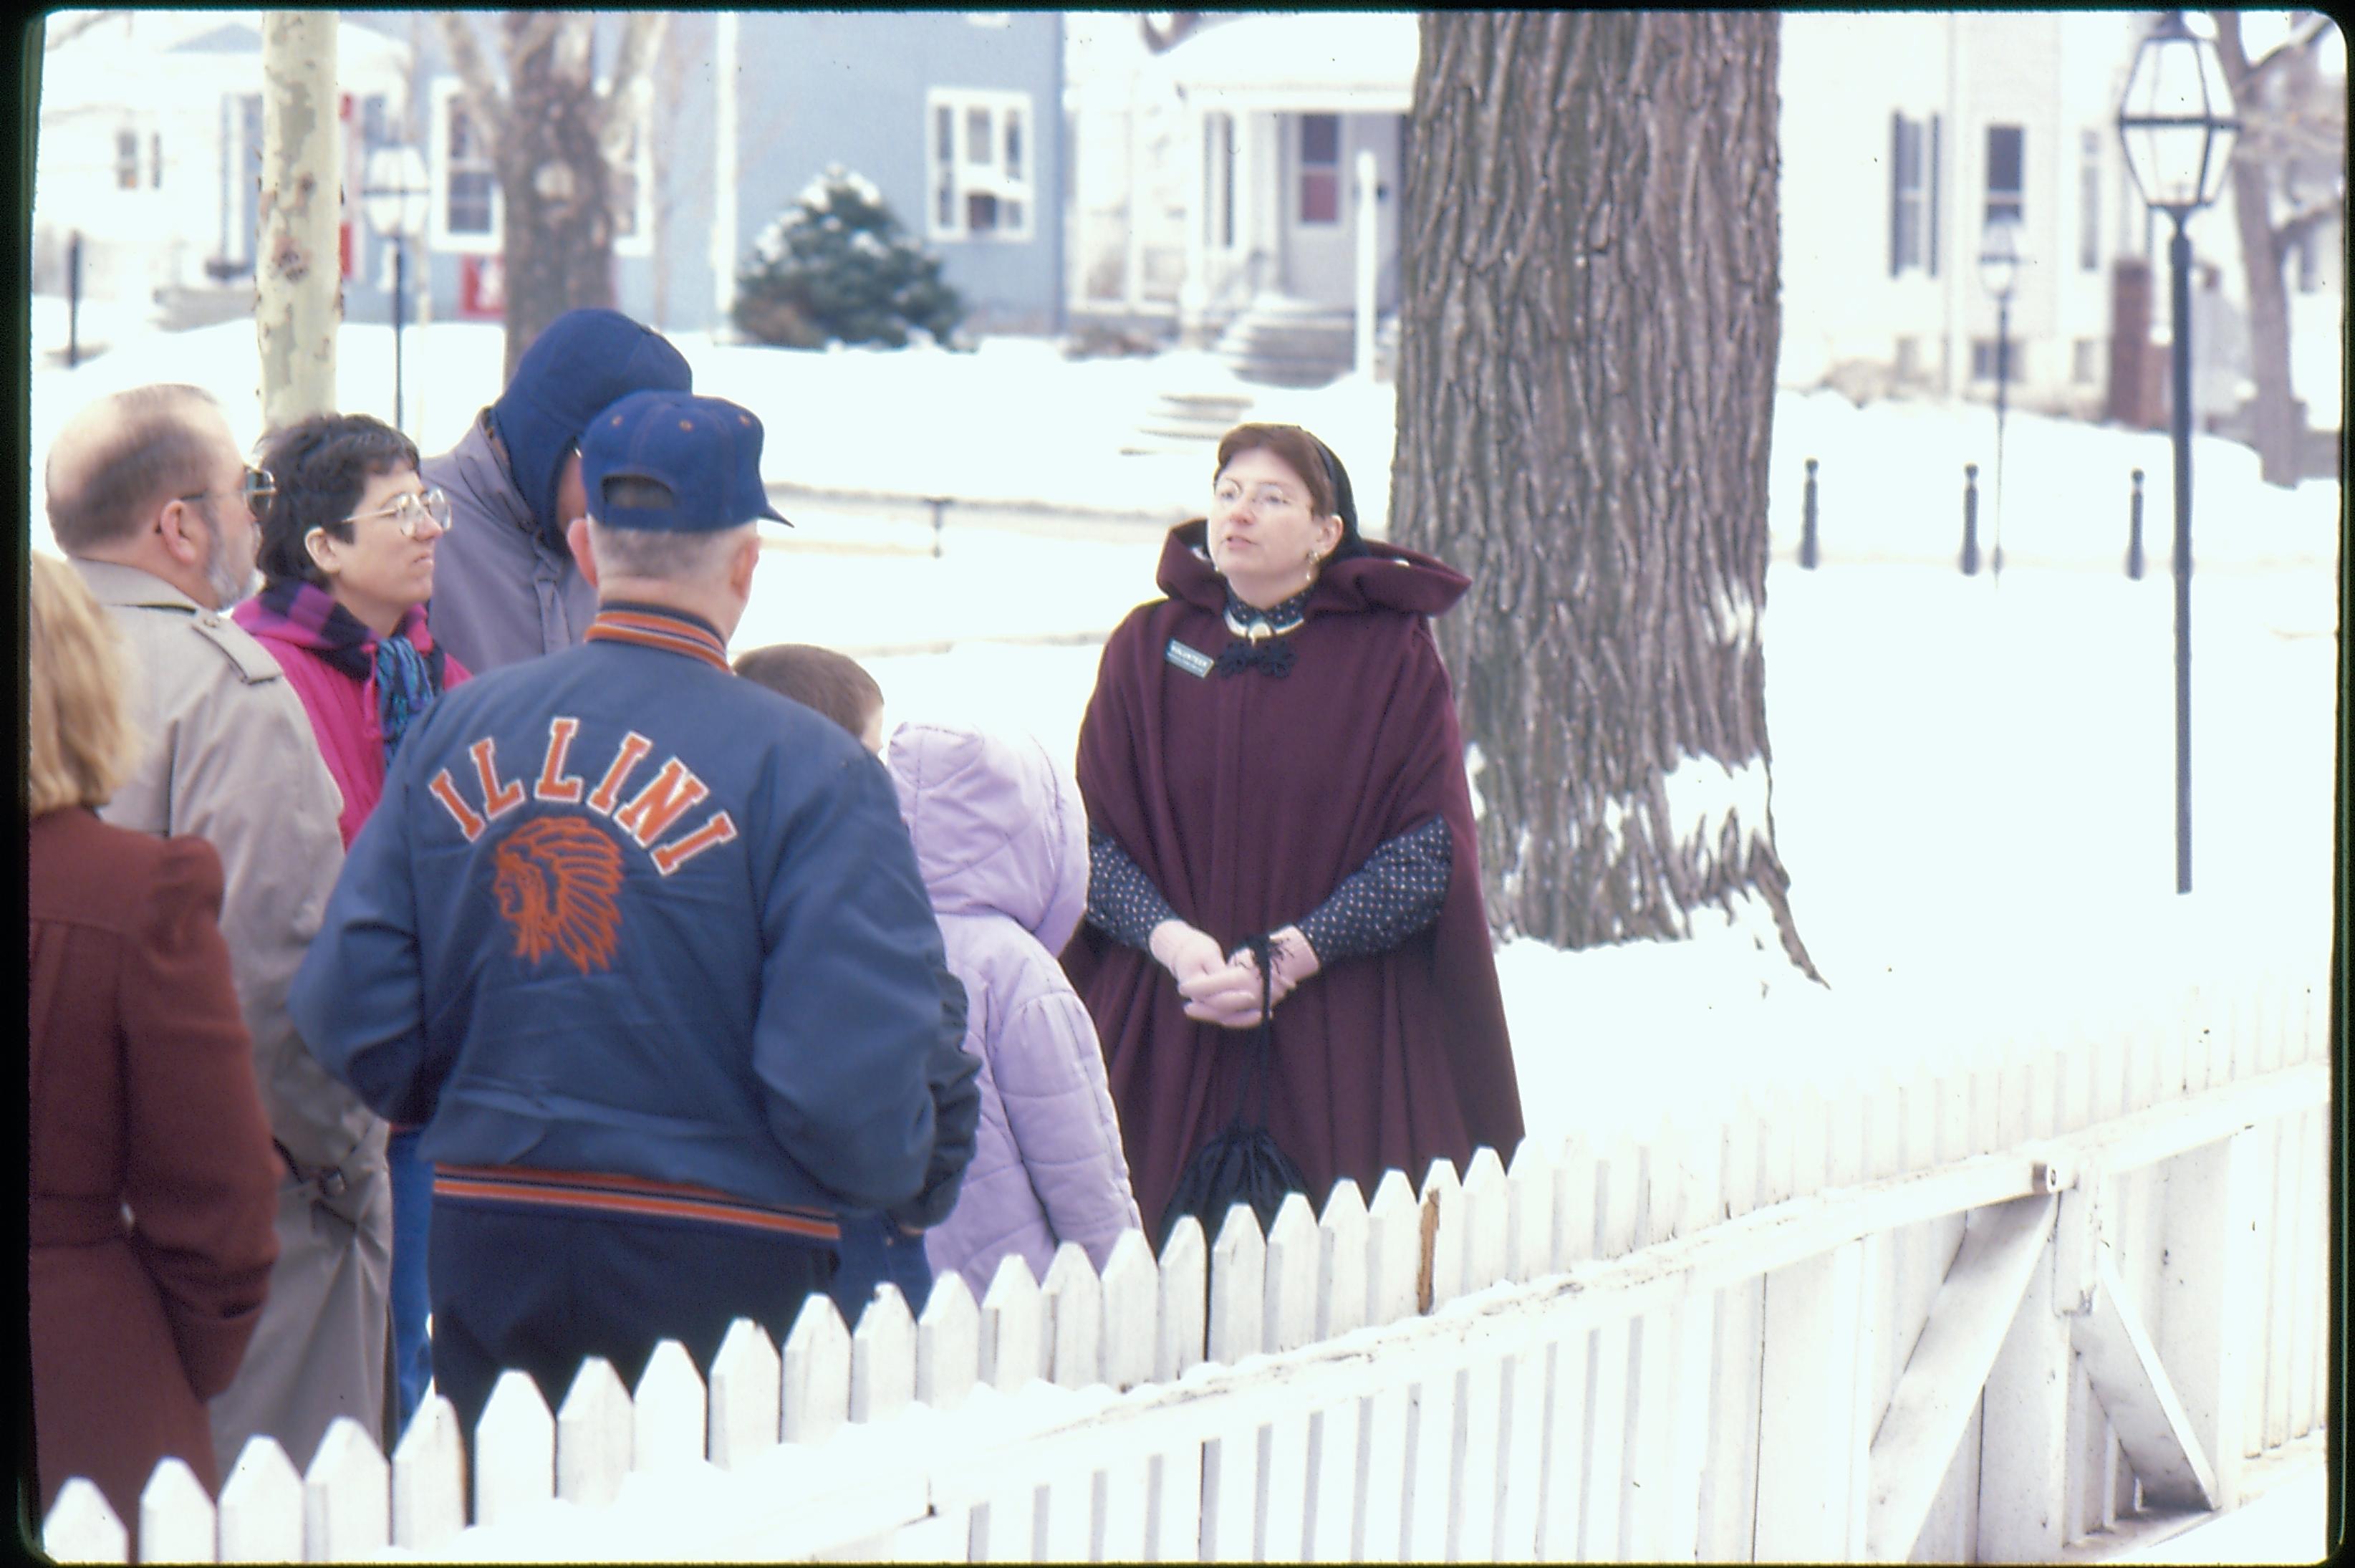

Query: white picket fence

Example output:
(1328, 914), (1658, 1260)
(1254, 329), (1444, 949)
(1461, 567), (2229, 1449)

(42, 959), (2330, 1563)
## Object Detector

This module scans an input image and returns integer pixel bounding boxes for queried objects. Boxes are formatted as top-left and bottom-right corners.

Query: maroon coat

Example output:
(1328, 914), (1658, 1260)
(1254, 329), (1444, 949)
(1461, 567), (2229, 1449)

(27, 808), (281, 1534)
(1063, 523), (1525, 1231)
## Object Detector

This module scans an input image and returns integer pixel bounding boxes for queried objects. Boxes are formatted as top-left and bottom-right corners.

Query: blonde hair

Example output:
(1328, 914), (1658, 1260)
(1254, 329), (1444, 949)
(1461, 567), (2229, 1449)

(27, 553), (145, 815)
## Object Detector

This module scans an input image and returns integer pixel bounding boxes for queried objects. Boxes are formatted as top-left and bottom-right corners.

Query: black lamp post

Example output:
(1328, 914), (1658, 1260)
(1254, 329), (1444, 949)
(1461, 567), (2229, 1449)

(2116, 10), (2238, 896)
(1977, 214), (2024, 581)
(360, 145), (433, 434)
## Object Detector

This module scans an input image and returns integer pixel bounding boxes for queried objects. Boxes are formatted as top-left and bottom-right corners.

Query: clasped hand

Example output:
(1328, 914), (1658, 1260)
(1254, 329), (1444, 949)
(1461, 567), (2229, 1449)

(1150, 920), (1321, 1029)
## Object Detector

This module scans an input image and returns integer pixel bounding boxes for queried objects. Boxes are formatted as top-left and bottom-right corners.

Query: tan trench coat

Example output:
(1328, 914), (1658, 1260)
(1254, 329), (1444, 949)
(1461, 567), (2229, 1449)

(74, 558), (393, 1476)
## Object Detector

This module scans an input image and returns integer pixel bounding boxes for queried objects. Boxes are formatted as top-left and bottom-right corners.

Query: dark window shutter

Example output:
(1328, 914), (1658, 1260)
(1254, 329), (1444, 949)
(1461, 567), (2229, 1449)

(1927, 114), (1941, 276)
(1890, 111), (1904, 279)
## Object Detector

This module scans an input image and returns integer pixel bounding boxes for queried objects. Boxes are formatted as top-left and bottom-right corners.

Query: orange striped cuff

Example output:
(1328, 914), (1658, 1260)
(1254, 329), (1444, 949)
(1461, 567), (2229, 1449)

(433, 1162), (840, 1242)
(584, 608), (731, 672)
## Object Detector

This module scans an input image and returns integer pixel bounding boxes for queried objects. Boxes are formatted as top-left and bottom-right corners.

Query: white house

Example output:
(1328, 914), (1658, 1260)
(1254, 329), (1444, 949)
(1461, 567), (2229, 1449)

(1149, 13), (1414, 329)
(1067, 11), (1413, 384)
(1779, 11), (2167, 417)
(33, 11), (414, 317)
(1082, 11), (2288, 410)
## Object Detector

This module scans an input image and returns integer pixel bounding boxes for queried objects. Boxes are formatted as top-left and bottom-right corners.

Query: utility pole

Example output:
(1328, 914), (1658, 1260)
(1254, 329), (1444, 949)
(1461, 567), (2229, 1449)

(257, 11), (340, 427)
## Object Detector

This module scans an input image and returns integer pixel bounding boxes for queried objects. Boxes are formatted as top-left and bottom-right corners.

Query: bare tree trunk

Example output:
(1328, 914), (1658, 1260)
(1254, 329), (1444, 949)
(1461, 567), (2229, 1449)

(1139, 13), (1202, 53)
(257, 11), (339, 428)
(1392, 11), (1819, 978)
(497, 14), (616, 383)
(2213, 11), (2304, 487)
(438, 14), (668, 383)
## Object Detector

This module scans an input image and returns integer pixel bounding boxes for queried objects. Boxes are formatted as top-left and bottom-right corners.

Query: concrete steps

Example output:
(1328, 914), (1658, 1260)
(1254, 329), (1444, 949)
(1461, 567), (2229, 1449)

(1124, 387), (1256, 453)
(1214, 295), (1356, 388)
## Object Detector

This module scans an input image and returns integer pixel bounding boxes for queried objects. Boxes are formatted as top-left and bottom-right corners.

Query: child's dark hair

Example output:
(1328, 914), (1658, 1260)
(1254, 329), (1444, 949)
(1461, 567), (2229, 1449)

(733, 643), (884, 739)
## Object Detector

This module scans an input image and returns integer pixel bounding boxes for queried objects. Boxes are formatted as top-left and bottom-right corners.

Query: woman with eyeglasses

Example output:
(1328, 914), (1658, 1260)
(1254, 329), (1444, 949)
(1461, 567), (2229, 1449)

(233, 413), (468, 1446)
(1061, 423), (1524, 1244)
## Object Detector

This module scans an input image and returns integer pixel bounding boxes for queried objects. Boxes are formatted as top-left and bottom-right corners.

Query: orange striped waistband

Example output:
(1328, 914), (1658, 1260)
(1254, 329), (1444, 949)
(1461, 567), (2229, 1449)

(432, 1162), (840, 1243)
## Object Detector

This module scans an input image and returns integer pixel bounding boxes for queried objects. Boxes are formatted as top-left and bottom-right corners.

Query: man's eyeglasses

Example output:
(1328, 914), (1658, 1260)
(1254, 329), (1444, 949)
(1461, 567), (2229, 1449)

(345, 487), (454, 539)
(179, 466), (277, 514)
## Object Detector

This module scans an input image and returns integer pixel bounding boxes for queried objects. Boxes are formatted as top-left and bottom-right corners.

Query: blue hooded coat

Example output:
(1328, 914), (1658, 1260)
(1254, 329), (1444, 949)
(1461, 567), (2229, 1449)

(423, 309), (693, 673)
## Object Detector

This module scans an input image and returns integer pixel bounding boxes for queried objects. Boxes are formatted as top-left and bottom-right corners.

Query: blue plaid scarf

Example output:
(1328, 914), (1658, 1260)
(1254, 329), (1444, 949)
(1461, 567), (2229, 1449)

(248, 578), (448, 766)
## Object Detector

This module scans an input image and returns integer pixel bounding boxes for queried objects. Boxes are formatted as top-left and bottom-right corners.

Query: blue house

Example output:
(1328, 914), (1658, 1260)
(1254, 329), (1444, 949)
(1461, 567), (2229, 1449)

(342, 10), (1065, 337)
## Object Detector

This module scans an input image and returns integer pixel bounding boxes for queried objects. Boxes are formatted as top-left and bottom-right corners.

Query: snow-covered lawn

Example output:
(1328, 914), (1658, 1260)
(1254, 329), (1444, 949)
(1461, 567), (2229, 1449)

(23, 306), (2341, 1150)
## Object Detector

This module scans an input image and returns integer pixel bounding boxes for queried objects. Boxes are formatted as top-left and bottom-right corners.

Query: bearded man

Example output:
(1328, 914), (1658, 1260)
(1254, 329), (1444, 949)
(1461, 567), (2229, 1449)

(49, 383), (391, 1476)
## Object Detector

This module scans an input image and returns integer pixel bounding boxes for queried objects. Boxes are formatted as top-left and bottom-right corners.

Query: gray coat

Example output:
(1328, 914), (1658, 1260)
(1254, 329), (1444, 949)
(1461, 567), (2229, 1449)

(75, 557), (393, 1473)
(422, 413), (600, 673)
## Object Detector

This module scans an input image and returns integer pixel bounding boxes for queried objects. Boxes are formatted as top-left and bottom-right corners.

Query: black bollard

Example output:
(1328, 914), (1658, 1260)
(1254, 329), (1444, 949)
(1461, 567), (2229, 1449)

(925, 496), (950, 559)
(2127, 468), (2146, 580)
(1799, 458), (1820, 569)
(1960, 463), (1980, 576)
(66, 230), (83, 370)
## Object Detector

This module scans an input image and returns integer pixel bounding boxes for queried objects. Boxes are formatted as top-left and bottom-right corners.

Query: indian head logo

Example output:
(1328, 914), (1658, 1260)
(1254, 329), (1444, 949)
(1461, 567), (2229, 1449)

(492, 817), (625, 973)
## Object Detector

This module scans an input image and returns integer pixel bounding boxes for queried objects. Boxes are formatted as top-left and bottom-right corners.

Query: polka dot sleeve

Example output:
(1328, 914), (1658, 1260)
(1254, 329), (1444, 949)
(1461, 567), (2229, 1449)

(1296, 814), (1453, 967)
(1085, 829), (1185, 951)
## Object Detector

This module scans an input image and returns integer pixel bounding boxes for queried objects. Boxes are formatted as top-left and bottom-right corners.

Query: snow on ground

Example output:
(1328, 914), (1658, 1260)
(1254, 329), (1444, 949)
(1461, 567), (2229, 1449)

(27, 310), (1383, 544)
(22, 304), (2342, 1151)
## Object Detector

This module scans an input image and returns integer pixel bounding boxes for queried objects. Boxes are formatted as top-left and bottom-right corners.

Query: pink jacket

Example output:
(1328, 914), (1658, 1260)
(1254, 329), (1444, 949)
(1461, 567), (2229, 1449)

(233, 599), (469, 849)
(887, 721), (1141, 1297)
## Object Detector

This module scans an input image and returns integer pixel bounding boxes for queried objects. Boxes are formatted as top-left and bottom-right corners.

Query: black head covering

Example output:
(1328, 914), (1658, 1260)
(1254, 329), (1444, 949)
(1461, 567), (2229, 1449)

(1304, 431), (1370, 560)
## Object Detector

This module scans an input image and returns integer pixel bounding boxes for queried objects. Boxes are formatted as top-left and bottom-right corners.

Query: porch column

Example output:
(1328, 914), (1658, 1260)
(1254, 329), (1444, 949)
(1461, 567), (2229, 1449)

(1354, 147), (1377, 380)
(1256, 110), (1284, 300)
(1226, 107), (1255, 302)
(1122, 72), (1143, 314)
(1178, 93), (1208, 338)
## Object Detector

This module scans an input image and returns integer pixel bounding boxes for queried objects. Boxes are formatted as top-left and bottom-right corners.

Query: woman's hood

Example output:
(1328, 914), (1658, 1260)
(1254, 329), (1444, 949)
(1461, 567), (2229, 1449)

(887, 721), (1089, 949)
(1153, 519), (1470, 619)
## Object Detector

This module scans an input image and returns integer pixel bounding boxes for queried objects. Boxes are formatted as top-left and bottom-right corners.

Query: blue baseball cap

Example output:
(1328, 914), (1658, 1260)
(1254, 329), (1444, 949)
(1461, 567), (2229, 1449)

(579, 390), (792, 534)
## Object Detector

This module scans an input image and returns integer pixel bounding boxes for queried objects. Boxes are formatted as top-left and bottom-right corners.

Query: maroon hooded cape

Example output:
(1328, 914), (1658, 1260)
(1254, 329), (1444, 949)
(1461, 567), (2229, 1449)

(1062, 521), (1525, 1231)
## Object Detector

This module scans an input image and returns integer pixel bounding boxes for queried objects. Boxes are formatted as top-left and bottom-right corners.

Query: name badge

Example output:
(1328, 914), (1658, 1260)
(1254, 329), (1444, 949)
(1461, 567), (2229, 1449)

(1164, 638), (1214, 679)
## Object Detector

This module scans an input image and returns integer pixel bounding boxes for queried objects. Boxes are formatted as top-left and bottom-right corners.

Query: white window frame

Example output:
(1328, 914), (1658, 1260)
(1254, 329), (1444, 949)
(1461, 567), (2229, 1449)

(602, 76), (655, 259)
(430, 77), (502, 254)
(926, 87), (1035, 243)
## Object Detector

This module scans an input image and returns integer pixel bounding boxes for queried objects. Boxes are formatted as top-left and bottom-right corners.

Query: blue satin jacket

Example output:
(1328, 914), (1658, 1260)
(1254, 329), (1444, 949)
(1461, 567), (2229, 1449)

(289, 602), (951, 1234)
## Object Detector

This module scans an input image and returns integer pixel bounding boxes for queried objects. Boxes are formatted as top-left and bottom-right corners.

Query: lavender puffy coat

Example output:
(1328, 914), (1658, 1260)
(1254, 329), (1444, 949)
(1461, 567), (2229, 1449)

(887, 722), (1141, 1297)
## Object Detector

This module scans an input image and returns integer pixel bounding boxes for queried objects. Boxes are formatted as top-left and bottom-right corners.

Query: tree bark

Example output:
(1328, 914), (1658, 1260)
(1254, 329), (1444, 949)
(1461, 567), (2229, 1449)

(2212, 11), (2305, 488)
(1391, 11), (1819, 979)
(438, 13), (668, 383)
(256, 11), (339, 428)
(1139, 13), (1203, 54)
(496, 14), (616, 383)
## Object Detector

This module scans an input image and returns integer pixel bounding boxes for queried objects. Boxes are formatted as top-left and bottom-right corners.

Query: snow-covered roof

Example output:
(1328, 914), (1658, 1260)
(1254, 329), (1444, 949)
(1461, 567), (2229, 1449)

(39, 12), (413, 112)
(169, 21), (264, 54)
(1145, 11), (1418, 111)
